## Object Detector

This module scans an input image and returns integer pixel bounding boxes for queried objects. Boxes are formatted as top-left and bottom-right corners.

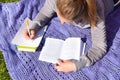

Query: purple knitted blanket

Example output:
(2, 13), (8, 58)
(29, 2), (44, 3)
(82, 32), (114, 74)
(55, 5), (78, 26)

(0, 0), (120, 80)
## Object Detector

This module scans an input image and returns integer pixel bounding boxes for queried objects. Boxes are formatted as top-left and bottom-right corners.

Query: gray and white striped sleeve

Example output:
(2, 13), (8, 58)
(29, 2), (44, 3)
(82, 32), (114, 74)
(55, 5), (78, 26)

(31, 0), (56, 31)
(72, 20), (107, 70)
(86, 20), (107, 66)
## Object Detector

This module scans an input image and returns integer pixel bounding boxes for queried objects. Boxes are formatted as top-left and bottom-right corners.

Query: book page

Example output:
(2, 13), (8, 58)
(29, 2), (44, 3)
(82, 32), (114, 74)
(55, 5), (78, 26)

(39, 38), (64, 63)
(11, 17), (46, 47)
(60, 38), (81, 60)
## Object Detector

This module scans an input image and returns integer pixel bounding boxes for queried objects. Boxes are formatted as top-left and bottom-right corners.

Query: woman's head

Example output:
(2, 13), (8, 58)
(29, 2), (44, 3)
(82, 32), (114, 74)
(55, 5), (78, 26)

(56, 0), (99, 27)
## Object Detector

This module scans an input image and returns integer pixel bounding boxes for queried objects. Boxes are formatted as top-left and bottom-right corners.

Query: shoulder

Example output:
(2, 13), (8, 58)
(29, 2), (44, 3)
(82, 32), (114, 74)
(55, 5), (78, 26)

(44, 0), (57, 11)
(45, 0), (56, 6)
(95, 0), (114, 18)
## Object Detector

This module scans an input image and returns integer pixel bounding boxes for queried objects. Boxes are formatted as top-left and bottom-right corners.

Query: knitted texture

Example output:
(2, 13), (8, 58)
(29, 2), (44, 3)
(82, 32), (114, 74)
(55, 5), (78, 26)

(0, 0), (120, 80)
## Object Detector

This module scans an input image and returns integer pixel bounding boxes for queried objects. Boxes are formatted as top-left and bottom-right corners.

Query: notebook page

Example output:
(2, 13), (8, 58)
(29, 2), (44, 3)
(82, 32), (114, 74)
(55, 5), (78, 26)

(11, 18), (45, 47)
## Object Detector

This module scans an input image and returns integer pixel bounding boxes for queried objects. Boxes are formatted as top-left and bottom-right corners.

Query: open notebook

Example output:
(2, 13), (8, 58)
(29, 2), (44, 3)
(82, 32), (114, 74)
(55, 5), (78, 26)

(11, 18), (47, 52)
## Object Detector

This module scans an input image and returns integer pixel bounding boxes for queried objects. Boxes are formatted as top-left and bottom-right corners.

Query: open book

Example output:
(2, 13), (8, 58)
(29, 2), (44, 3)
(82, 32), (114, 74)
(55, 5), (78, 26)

(39, 37), (86, 63)
(11, 17), (47, 52)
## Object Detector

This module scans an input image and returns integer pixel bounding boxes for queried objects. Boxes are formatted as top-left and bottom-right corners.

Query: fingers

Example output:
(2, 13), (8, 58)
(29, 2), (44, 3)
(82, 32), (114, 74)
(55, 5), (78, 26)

(54, 59), (64, 71)
(54, 64), (62, 72)
(30, 29), (35, 39)
(54, 60), (77, 72)
(23, 29), (35, 40)
(23, 29), (29, 39)
(57, 59), (64, 65)
(54, 59), (63, 67)
(54, 59), (62, 66)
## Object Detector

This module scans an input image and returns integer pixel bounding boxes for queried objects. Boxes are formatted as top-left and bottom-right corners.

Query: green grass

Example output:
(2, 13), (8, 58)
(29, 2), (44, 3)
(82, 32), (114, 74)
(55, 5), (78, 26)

(0, 51), (12, 80)
(0, 0), (19, 3)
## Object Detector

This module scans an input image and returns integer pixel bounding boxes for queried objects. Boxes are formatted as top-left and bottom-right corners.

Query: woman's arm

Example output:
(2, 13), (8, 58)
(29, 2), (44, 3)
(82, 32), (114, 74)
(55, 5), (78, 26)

(72, 20), (107, 70)
(32, 0), (56, 30)
(86, 20), (107, 66)
(23, 0), (56, 39)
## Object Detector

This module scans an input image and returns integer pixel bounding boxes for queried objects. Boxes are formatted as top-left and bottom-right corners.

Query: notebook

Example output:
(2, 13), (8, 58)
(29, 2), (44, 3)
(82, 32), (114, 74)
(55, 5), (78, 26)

(12, 17), (47, 52)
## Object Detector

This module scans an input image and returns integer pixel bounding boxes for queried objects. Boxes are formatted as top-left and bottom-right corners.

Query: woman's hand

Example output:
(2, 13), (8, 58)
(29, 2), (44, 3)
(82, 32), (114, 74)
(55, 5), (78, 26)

(23, 29), (36, 40)
(54, 60), (76, 73)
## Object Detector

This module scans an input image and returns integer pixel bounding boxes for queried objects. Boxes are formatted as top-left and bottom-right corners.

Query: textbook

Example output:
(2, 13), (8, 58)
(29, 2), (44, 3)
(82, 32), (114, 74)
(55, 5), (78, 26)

(39, 37), (86, 63)
(12, 18), (47, 52)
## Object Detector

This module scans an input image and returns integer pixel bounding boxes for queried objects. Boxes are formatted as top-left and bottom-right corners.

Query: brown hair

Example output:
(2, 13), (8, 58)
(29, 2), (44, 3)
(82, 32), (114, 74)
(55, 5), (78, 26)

(56, 0), (99, 27)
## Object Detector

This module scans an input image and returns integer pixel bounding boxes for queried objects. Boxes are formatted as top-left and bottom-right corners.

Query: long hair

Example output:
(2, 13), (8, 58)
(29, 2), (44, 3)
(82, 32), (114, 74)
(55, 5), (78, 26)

(56, 0), (99, 27)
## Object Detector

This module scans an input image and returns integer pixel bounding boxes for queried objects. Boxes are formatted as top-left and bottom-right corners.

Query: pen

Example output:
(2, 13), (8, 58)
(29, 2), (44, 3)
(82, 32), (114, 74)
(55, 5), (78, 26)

(82, 43), (86, 56)
(25, 19), (31, 36)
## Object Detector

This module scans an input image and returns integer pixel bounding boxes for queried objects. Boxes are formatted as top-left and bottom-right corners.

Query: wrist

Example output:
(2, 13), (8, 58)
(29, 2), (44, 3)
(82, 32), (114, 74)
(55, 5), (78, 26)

(71, 57), (87, 71)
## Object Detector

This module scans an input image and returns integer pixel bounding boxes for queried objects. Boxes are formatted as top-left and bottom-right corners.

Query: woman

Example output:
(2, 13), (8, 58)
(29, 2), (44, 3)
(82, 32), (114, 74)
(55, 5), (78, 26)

(24, 0), (114, 72)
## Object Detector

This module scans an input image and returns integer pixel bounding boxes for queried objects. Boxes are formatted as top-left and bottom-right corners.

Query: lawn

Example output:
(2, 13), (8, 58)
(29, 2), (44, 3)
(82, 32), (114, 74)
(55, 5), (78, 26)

(0, 0), (19, 3)
(0, 51), (12, 80)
